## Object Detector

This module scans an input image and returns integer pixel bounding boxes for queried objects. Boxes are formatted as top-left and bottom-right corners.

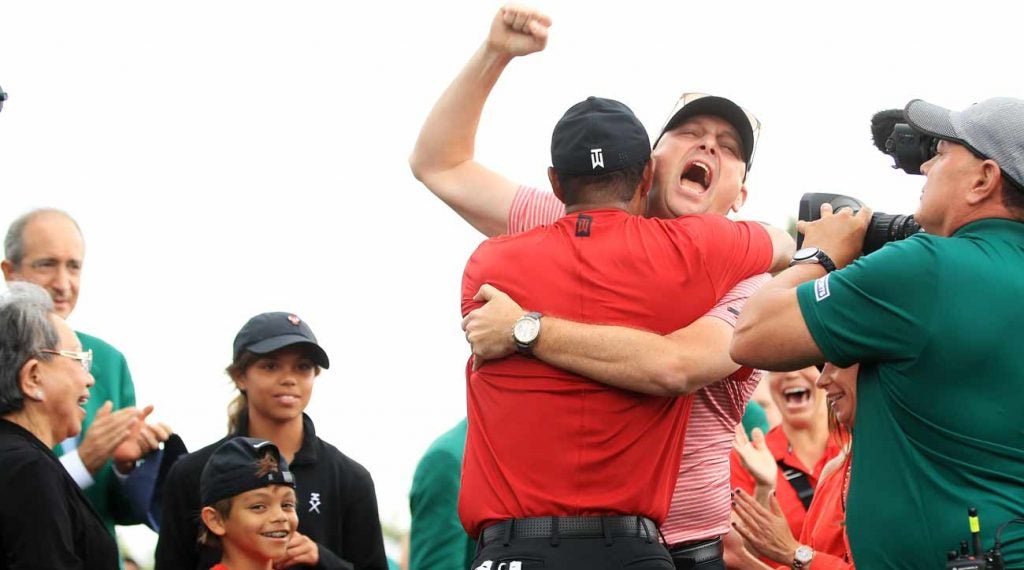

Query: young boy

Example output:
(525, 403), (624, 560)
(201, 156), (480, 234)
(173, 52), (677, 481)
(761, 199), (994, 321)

(198, 438), (299, 570)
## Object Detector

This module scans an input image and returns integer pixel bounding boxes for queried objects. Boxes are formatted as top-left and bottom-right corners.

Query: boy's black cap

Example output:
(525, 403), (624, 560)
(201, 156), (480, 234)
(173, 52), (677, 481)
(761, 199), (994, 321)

(200, 437), (296, 506)
(551, 96), (651, 176)
(232, 312), (329, 369)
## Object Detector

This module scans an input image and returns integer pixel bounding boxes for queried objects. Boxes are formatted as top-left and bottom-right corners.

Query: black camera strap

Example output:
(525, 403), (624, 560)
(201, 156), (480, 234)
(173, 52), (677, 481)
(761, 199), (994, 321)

(777, 460), (815, 510)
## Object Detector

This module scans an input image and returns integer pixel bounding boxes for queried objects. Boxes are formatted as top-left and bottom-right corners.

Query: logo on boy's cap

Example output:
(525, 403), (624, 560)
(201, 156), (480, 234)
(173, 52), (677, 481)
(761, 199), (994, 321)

(288, 315), (301, 326)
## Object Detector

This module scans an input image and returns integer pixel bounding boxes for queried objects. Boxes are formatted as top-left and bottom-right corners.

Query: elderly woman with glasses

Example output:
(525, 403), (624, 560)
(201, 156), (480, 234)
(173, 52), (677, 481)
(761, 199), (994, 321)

(0, 282), (120, 568)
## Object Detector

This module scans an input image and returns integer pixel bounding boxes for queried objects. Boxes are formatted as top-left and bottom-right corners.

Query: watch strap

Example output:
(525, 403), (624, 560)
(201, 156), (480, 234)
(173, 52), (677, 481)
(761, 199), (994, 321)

(791, 248), (837, 273)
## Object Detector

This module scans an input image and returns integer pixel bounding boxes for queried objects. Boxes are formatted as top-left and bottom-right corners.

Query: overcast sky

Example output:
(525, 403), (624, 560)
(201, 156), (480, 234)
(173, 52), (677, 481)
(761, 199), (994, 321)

(2, 0), (1020, 562)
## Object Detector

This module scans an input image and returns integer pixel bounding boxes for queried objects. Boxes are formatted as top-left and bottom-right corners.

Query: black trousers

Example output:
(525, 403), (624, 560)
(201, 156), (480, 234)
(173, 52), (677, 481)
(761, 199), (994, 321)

(471, 535), (674, 570)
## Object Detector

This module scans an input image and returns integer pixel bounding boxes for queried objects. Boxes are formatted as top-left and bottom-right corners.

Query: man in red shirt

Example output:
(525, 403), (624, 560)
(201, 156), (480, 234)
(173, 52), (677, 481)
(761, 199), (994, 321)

(459, 95), (788, 569)
(411, 7), (780, 568)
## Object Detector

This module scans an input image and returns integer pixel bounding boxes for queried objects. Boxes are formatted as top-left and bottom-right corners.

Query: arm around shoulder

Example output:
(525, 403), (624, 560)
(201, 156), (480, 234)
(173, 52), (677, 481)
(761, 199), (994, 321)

(730, 264), (826, 371)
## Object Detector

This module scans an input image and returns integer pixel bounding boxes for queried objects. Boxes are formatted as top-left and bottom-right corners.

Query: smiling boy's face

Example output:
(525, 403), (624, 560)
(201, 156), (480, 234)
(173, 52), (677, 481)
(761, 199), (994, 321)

(206, 485), (299, 563)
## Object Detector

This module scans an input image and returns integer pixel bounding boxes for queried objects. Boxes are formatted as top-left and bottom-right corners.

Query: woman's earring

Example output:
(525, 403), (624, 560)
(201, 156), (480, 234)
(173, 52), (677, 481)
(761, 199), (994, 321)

(34, 390), (44, 401)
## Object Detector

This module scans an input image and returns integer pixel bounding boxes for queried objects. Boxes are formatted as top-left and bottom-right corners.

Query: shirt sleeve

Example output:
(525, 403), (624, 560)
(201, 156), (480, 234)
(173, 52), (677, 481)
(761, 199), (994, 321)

(795, 237), (939, 367)
(154, 460), (201, 570)
(705, 274), (771, 326)
(675, 215), (774, 299)
(60, 450), (96, 489)
(409, 448), (471, 570)
(507, 186), (564, 234)
(1, 455), (86, 569)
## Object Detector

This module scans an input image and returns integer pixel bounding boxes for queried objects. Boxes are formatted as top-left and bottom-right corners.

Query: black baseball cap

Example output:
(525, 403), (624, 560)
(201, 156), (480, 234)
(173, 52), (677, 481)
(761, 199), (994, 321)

(232, 312), (330, 369)
(200, 437), (295, 507)
(655, 94), (758, 169)
(551, 96), (651, 176)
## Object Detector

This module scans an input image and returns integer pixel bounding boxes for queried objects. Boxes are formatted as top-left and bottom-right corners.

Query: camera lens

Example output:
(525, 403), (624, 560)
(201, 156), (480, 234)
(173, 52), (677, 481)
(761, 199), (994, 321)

(864, 213), (923, 254)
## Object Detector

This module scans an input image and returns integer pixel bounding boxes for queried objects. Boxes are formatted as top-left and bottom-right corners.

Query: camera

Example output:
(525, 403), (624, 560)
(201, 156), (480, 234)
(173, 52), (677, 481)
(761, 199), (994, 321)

(797, 192), (923, 255)
(870, 108), (939, 175)
(794, 108), (934, 255)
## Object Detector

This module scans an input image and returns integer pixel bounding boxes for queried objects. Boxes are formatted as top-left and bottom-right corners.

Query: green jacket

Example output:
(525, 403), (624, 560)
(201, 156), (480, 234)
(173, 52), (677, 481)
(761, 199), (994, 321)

(409, 418), (475, 570)
(55, 331), (138, 537)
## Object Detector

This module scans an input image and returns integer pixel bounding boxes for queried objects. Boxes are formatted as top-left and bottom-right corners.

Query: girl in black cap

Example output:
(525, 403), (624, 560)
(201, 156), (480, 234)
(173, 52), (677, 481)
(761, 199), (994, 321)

(155, 312), (388, 570)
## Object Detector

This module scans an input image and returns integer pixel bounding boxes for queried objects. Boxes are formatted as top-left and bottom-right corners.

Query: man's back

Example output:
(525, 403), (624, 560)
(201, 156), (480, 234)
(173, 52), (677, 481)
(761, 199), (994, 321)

(796, 219), (1024, 567)
(459, 209), (771, 536)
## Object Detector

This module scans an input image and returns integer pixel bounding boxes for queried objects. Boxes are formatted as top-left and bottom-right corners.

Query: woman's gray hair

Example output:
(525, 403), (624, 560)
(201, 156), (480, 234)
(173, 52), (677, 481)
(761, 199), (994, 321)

(0, 282), (58, 415)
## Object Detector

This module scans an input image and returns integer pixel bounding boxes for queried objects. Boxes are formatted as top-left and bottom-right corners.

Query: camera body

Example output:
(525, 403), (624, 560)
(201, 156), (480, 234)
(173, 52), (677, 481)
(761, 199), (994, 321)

(797, 192), (923, 255)
(870, 108), (939, 175)
(792, 109), (930, 255)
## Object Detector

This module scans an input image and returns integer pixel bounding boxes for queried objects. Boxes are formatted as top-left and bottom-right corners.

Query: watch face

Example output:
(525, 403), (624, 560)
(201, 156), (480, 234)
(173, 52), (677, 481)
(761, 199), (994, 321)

(795, 545), (814, 563)
(793, 247), (819, 261)
(513, 316), (541, 344)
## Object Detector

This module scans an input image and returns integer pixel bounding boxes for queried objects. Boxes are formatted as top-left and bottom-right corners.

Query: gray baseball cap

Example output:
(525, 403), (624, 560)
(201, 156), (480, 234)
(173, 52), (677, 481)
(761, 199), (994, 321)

(904, 97), (1024, 189)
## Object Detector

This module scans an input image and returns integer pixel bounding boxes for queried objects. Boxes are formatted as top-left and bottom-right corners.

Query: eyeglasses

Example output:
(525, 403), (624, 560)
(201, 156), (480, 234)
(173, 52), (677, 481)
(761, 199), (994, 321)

(39, 349), (93, 373)
(661, 92), (763, 169)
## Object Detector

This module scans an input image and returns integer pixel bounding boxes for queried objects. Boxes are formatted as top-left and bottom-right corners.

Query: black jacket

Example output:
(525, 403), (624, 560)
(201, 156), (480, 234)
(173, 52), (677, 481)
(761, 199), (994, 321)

(0, 419), (119, 569)
(155, 414), (387, 570)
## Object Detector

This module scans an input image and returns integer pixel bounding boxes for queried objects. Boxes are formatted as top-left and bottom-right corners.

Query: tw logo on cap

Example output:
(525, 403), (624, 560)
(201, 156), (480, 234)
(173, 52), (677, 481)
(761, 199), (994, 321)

(288, 315), (301, 326)
(590, 148), (604, 170)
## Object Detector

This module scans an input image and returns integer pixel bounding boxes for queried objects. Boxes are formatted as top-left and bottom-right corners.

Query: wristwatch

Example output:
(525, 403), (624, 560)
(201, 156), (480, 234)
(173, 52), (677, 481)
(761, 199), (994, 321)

(792, 544), (815, 568)
(512, 312), (543, 356)
(790, 247), (837, 273)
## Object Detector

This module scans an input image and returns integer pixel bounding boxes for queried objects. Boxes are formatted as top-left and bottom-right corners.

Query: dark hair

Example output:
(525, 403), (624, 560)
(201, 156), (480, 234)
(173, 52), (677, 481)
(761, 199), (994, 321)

(224, 349), (322, 434)
(1000, 175), (1024, 219)
(198, 497), (233, 548)
(0, 283), (58, 415)
(225, 351), (262, 434)
(556, 160), (649, 206)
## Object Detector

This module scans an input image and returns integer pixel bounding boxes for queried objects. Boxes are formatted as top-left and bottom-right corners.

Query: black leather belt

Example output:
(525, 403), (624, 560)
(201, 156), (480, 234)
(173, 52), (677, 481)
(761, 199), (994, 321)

(480, 515), (659, 545)
(667, 536), (724, 564)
